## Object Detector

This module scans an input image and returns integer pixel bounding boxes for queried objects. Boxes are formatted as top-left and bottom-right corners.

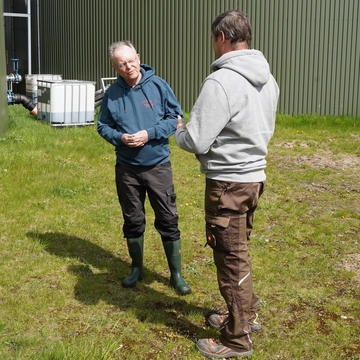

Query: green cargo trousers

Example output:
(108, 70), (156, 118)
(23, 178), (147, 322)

(205, 178), (265, 352)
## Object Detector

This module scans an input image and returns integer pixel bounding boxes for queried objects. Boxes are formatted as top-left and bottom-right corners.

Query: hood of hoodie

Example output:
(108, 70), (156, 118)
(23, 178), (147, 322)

(211, 49), (270, 87)
(115, 64), (155, 112)
(116, 63), (155, 89)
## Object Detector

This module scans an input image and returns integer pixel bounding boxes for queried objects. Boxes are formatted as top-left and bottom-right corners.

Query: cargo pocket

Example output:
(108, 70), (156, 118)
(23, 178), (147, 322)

(165, 185), (178, 215)
(205, 214), (230, 251)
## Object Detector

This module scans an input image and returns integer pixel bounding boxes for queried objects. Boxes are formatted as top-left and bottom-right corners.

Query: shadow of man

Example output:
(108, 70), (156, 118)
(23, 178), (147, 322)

(26, 231), (209, 342)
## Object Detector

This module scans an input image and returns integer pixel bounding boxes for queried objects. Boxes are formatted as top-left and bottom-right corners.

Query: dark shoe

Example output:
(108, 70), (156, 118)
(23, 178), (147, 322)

(122, 236), (143, 288)
(122, 266), (142, 288)
(169, 273), (191, 295)
(207, 313), (228, 329)
(207, 312), (261, 333)
(248, 312), (261, 332)
(196, 338), (253, 358)
(163, 240), (191, 295)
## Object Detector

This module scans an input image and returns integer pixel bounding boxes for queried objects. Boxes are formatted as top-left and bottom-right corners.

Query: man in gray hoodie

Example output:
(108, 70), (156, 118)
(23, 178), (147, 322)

(175, 10), (279, 358)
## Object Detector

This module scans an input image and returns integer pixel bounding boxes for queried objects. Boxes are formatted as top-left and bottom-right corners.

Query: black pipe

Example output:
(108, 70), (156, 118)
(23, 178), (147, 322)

(12, 93), (36, 111)
(11, 93), (38, 117)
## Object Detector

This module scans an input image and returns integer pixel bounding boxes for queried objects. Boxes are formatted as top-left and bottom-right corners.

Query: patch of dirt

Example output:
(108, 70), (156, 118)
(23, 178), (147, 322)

(341, 254), (360, 283)
(296, 151), (360, 171)
(273, 144), (360, 281)
(274, 143), (360, 171)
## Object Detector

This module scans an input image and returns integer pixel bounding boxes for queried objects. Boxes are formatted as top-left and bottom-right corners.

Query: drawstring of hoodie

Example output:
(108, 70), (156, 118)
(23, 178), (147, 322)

(122, 95), (126, 113)
(140, 85), (154, 110)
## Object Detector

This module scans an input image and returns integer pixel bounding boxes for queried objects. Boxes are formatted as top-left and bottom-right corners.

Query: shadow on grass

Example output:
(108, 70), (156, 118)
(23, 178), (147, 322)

(26, 231), (209, 342)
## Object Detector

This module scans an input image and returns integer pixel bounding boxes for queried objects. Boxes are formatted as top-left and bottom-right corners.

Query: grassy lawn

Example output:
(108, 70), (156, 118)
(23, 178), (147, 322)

(0, 106), (359, 359)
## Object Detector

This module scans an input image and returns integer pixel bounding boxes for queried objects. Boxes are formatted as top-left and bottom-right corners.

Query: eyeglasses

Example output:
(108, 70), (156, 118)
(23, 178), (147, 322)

(112, 56), (138, 69)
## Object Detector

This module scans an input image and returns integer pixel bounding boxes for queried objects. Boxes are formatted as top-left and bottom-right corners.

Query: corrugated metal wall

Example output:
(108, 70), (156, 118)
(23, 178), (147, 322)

(0, 0), (9, 136)
(33, 0), (360, 116)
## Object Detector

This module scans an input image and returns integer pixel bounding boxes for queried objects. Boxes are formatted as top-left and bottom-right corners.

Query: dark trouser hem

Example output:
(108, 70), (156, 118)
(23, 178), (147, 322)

(219, 335), (253, 353)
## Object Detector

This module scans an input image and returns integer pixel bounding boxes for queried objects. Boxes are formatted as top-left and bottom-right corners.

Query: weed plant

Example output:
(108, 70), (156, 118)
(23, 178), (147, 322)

(0, 106), (359, 359)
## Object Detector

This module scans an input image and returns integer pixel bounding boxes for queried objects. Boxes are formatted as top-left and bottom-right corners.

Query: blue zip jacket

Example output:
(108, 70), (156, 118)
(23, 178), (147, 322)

(97, 64), (183, 166)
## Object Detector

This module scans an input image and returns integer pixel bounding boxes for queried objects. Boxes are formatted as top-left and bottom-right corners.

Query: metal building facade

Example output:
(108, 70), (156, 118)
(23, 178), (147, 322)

(4, 0), (360, 117)
(0, 0), (9, 136)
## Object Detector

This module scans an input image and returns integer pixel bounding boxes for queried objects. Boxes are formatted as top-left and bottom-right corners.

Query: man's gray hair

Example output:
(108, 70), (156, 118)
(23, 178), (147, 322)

(109, 40), (137, 59)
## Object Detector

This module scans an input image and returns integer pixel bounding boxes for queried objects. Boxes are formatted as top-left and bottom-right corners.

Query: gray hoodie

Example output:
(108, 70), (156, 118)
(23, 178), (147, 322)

(175, 49), (279, 183)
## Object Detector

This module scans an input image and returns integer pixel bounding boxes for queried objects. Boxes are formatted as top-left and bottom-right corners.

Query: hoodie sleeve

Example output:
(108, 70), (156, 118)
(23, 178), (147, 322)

(97, 92), (124, 146)
(175, 78), (230, 154)
(145, 81), (182, 140)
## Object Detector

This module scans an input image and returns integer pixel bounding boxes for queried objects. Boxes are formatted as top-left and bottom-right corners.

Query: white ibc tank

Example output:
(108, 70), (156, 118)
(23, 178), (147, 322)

(37, 80), (95, 126)
(25, 74), (62, 104)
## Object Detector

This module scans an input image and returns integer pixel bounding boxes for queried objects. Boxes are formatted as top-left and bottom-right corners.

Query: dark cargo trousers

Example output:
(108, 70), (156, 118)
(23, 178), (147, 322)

(205, 178), (265, 352)
(115, 161), (180, 241)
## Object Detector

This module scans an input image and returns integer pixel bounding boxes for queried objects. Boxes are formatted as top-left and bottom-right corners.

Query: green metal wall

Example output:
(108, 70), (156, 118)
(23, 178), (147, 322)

(35, 0), (359, 116)
(0, 0), (9, 136)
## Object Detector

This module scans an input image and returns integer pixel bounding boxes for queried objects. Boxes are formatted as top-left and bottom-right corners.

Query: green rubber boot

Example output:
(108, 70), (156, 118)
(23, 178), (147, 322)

(122, 236), (144, 288)
(163, 240), (191, 295)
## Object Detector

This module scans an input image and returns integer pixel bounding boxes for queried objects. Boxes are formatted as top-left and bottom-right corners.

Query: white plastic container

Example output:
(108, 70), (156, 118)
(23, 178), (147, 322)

(25, 74), (62, 104)
(37, 80), (95, 126)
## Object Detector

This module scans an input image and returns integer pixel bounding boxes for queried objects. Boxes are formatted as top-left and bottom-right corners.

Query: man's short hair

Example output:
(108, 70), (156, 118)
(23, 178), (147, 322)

(211, 10), (252, 48)
(109, 40), (137, 59)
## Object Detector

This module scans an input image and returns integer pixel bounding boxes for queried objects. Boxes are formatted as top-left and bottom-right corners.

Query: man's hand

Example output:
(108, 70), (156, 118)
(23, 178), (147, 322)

(176, 115), (186, 130)
(122, 132), (147, 147)
(131, 130), (148, 146)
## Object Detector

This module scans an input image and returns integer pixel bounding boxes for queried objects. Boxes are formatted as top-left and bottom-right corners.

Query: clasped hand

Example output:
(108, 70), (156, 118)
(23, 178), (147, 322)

(122, 130), (148, 147)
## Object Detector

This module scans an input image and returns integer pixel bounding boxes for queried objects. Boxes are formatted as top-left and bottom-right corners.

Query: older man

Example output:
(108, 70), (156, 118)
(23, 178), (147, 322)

(98, 40), (191, 295)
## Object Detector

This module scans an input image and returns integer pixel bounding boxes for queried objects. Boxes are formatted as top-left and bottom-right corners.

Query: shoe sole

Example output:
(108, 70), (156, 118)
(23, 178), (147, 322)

(196, 342), (253, 358)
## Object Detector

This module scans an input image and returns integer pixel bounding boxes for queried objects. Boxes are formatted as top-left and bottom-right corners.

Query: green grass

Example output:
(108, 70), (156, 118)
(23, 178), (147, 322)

(1, 106), (359, 359)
